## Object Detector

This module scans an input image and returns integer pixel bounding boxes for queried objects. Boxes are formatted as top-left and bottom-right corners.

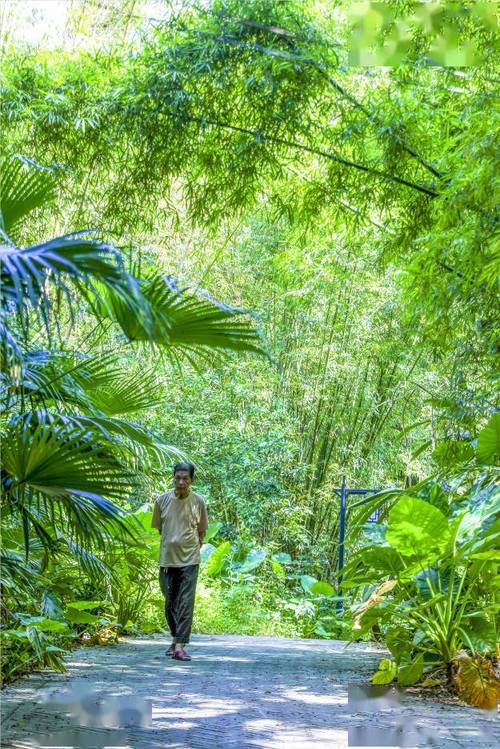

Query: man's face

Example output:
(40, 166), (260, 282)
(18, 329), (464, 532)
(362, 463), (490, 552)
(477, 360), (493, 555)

(173, 470), (192, 496)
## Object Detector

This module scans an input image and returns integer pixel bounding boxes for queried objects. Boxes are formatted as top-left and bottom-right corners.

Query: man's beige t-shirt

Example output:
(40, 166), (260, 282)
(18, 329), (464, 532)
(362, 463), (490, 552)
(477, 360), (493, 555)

(151, 490), (208, 568)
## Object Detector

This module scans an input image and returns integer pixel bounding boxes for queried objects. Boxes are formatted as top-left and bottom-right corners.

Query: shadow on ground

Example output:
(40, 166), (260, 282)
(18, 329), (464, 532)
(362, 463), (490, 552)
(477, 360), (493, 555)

(1, 634), (498, 748)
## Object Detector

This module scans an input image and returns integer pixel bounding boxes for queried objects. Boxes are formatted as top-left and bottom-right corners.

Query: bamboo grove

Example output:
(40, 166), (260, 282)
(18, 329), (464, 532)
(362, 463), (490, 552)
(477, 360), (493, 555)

(0, 0), (498, 706)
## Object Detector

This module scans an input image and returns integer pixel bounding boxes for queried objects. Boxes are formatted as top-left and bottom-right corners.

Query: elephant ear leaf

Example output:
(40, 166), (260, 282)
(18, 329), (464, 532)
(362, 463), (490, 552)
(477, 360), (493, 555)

(386, 497), (450, 558)
(200, 543), (216, 566)
(237, 548), (266, 573)
(371, 658), (397, 685)
(386, 627), (412, 663)
(204, 541), (231, 577)
(204, 522), (223, 543)
(300, 575), (317, 593)
(476, 413), (500, 465)
(397, 654), (424, 686)
(310, 581), (335, 597)
(452, 653), (500, 709)
(462, 616), (497, 654)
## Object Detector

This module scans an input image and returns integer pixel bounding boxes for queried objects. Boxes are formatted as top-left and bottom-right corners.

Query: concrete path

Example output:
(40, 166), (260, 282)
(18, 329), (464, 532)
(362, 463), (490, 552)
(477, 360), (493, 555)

(1, 634), (498, 748)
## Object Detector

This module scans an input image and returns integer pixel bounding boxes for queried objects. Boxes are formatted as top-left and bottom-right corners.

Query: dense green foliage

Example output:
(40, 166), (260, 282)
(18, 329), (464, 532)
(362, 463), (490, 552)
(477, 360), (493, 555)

(0, 0), (498, 704)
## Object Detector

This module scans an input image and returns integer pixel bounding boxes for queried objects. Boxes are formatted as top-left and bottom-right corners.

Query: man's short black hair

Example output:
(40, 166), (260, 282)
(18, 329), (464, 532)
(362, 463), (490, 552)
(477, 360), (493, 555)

(173, 462), (195, 479)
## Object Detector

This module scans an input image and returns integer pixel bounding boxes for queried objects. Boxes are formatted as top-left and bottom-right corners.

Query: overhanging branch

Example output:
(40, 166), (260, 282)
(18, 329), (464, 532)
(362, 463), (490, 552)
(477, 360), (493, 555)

(203, 19), (445, 181)
(174, 111), (439, 197)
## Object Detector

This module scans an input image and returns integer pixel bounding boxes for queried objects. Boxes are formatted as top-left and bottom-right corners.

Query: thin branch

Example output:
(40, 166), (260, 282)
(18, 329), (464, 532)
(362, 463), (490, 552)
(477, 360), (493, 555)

(176, 112), (439, 197)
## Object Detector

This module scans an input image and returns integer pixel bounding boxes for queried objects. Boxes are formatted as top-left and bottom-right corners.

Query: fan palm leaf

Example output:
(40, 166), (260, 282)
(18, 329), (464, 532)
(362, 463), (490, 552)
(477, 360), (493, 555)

(2, 421), (134, 500)
(1, 348), (92, 412)
(1, 419), (137, 554)
(93, 273), (264, 357)
(62, 538), (119, 585)
(0, 154), (57, 240)
(2, 347), (163, 417)
(80, 369), (164, 416)
(0, 549), (43, 594)
(0, 232), (134, 318)
(11, 409), (184, 468)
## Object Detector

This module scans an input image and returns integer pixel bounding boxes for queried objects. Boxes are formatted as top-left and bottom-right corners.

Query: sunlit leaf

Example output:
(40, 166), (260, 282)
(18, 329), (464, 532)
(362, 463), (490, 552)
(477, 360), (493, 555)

(397, 654), (423, 686)
(204, 541), (231, 577)
(476, 414), (500, 465)
(386, 497), (450, 557)
(310, 581), (335, 596)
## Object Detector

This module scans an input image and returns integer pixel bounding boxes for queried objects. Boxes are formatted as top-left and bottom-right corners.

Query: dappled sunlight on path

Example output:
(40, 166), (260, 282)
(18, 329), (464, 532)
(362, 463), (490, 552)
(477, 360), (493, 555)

(1, 634), (498, 748)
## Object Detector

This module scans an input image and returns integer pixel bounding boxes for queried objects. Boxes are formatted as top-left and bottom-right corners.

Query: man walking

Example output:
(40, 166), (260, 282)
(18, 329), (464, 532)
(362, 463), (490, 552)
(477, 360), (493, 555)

(151, 462), (208, 661)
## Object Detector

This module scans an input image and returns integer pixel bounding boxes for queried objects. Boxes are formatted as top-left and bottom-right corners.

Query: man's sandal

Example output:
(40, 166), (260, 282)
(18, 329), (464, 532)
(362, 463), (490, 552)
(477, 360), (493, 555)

(172, 647), (191, 661)
(165, 643), (175, 657)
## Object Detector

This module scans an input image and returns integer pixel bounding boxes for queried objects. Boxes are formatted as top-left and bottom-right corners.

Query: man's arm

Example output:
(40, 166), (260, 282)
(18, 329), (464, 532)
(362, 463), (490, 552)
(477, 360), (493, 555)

(151, 498), (162, 535)
(198, 500), (208, 547)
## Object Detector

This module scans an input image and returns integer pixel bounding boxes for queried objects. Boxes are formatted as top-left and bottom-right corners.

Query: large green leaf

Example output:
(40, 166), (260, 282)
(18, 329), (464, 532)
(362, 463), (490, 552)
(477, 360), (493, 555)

(358, 546), (404, 573)
(300, 575), (317, 593)
(204, 522), (223, 543)
(386, 497), (450, 557)
(397, 654), (424, 686)
(386, 627), (412, 663)
(310, 581), (335, 596)
(462, 616), (497, 654)
(204, 541), (231, 577)
(64, 609), (100, 624)
(200, 543), (216, 566)
(272, 552), (292, 564)
(372, 658), (397, 684)
(65, 600), (107, 611)
(15, 615), (70, 634)
(476, 414), (500, 465)
(432, 439), (474, 468)
(236, 548), (266, 573)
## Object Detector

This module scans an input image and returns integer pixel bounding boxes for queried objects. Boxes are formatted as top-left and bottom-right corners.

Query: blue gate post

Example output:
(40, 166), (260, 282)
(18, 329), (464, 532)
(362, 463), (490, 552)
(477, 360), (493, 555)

(334, 480), (381, 617)
(337, 475), (347, 616)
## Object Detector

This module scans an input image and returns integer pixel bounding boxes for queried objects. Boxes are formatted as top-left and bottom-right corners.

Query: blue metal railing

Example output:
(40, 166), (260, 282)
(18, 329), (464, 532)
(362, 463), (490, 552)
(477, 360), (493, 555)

(333, 475), (381, 615)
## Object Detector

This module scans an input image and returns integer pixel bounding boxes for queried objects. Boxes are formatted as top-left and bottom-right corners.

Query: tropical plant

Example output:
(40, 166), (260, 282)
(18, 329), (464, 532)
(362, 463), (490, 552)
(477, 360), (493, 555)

(343, 416), (500, 707)
(0, 152), (263, 664)
(1, 155), (261, 533)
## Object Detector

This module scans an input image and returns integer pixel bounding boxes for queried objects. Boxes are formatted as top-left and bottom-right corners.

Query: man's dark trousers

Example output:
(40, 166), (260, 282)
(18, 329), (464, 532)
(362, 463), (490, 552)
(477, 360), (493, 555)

(159, 565), (199, 644)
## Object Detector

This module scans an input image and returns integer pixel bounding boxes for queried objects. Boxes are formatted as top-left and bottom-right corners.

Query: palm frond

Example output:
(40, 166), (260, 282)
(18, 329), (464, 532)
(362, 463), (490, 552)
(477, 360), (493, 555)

(64, 538), (118, 584)
(1, 348), (123, 414)
(0, 548), (42, 593)
(18, 409), (184, 467)
(82, 368), (164, 416)
(2, 419), (134, 500)
(0, 319), (23, 375)
(0, 154), (57, 240)
(2, 348), (89, 412)
(0, 232), (129, 316)
(2, 419), (137, 555)
(95, 273), (265, 357)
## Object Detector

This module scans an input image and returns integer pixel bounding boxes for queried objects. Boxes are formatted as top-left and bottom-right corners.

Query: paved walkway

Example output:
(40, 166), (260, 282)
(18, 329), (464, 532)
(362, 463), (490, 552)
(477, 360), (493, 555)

(1, 634), (498, 748)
